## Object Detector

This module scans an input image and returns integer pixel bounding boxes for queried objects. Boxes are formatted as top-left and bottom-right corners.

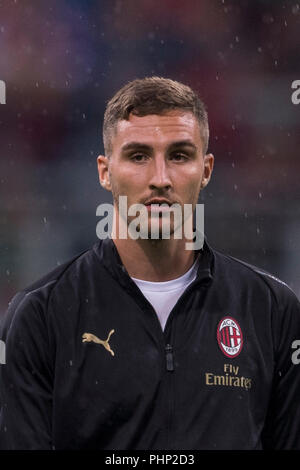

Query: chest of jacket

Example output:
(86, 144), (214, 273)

(49, 271), (274, 449)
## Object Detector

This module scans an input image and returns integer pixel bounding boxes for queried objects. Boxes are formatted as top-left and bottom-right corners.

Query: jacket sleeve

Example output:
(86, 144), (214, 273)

(0, 291), (53, 450)
(262, 286), (300, 449)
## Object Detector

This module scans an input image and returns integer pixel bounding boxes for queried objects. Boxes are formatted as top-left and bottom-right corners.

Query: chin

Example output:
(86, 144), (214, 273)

(147, 218), (176, 241)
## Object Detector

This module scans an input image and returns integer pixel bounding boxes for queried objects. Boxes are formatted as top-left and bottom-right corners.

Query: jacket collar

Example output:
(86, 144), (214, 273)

(93, 234), (214, 290)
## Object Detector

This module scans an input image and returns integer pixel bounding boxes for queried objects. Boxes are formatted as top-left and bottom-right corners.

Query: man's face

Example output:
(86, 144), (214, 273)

(98, 110), (214, 237)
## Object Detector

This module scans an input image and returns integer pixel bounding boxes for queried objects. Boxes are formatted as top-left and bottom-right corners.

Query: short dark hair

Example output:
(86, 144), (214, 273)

(103, 76), (209, 156)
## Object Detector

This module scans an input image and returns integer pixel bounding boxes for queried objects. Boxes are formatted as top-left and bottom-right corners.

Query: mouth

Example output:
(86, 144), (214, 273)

(144, 198), (172, 206)
(144, 199), (174, 214)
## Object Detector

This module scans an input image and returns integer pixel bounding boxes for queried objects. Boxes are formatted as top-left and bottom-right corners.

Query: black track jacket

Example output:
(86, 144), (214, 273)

(0, 238), (300, 450)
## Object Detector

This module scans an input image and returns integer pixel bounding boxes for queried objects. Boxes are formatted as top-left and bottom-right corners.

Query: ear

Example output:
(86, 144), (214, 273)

(201, 153), (214, 189)
(97, 155), (112, 191)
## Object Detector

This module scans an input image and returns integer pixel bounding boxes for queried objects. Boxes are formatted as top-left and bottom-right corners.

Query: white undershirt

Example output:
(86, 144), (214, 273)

(131, 258), (199, 330)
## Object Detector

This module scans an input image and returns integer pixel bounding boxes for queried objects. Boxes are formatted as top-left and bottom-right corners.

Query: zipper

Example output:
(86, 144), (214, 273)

(165, 344), (174, 371)
(165, 342), (174, 450)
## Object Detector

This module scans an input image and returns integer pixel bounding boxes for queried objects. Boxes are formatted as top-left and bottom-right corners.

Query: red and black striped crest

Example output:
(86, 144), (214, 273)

(217, 317), (243, 358)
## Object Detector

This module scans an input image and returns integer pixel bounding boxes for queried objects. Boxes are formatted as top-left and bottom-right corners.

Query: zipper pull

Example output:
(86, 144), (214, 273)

(165, 344), (174, 372)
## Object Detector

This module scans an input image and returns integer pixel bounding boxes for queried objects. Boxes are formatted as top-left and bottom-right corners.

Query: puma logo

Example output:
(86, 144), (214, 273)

(82, 329), (115, 356)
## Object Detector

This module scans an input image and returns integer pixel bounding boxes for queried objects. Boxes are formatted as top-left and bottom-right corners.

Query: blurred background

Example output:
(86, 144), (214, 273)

(0, 0), (299, 314)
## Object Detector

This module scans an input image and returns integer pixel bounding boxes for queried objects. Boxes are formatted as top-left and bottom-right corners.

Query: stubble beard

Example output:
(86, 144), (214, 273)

(111, 185), (182, 241)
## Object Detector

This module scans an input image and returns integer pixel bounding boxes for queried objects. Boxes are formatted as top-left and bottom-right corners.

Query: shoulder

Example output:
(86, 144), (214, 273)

(0, 246), (96, 337)
(212, 246), (300, 309)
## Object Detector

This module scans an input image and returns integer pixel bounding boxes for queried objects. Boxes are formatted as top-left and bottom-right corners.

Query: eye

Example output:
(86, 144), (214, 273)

(130, 153), (149, 163)
(170, 153), (189, 162)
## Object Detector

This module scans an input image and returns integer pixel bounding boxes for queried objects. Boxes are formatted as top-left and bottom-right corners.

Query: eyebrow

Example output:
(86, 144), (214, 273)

(120, 140), (198, 153)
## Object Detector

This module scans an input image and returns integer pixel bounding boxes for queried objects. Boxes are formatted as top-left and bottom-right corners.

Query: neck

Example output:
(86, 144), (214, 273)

(110, 205), (198, 281)
(112, 236), (195, 282)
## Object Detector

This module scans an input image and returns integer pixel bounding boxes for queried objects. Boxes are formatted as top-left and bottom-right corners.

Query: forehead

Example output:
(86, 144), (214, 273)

(112, 110), (202, 150)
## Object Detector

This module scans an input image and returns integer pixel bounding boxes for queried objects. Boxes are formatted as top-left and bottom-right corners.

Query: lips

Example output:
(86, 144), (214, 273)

(144, 199), (172, 206)
(144, 199), (174, 214)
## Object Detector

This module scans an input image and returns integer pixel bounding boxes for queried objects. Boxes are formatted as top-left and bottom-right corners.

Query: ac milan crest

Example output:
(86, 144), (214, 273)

(217, 317), (243, 358)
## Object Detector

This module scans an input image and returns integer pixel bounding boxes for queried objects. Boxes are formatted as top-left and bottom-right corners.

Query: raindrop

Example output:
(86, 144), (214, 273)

(69, 360), (73, 366)
(263, 14), (274, 24)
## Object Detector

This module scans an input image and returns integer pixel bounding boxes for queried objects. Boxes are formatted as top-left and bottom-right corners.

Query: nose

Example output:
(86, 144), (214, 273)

(148, 155), (172, 191)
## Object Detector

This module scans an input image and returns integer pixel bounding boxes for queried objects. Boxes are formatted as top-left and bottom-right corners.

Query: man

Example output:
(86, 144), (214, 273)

(0, 77), (300, 450)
